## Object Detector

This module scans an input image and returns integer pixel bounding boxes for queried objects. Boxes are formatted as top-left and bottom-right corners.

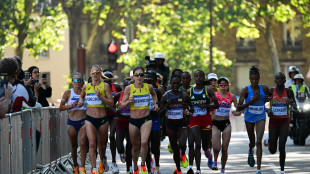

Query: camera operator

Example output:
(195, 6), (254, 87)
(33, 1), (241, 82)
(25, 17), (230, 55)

(28, 66), (52, 107)
(146, 52), (170, 88)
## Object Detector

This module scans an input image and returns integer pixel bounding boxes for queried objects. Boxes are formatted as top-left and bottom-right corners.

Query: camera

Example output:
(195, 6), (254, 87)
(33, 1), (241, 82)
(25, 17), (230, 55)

(32, 79), (39, 85)
(42, 73), (47, 79)
(0, 73), (8, 98)
(145, 56), (157, 70)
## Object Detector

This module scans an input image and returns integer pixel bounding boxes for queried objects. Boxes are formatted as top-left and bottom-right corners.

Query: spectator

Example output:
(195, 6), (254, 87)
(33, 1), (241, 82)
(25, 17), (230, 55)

(28, 66), (52, 107)
(0, 57), (30, 112)
(0, 81), (13, 118)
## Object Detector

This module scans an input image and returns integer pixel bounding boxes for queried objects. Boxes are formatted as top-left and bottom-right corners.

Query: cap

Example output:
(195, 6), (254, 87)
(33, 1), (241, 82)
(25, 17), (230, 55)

(154, 52), (165, 60)
(207, 73), (218, 80)
(218, 77), (230, 84)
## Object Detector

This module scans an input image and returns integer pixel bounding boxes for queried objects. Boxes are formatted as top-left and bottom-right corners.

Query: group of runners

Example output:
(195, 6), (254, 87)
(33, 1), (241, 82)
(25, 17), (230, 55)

(60, 63), (299, 174)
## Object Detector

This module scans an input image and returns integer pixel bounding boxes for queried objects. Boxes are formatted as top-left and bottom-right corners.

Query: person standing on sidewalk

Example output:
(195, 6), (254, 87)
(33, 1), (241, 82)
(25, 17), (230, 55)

(211, 77), (241, 174)
(237, 66), (272, 174)
(78, 65), (114, 174)
(120, 66), (159, 174)
(267, 72), (297, 174)
(59, 73), (88, 174)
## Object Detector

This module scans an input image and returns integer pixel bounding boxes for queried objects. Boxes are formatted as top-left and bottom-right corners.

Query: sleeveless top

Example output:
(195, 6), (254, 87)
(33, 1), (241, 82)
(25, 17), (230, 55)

(270, 88), (289, 118)
(129, 83), (150, 110)
(215, 92), (232, 117)
(118, 91), (131, 118)
(85, 82), (106, 107)
(166, 90), (185, 120)
(244, 85), (266, 122)
(190, 86), (210, 117)
(68, 88), (86, 111)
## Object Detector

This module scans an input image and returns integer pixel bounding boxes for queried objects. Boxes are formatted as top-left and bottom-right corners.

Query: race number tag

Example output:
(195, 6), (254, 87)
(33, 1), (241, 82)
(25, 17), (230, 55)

(167, 108), (183, 119)
(133, 95), (149, 107)
(193, 105), (207, 116)
(272, 106), (287, 116)
(86, 93), (103, 105)
(248, 105), (264, 114)
(215, 107), (230, 116)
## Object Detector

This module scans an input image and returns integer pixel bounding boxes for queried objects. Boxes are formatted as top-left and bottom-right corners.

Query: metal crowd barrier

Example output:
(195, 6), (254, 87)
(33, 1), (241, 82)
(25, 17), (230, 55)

(0, 107), (73, 174)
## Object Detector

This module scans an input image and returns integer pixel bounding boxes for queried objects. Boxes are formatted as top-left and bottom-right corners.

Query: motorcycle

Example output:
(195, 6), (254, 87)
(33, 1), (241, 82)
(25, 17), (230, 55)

(289, 100), (310, 145)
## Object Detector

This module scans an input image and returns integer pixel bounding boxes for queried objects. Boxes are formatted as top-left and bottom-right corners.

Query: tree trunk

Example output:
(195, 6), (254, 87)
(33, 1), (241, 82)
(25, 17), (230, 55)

(265, 21), (280, 75)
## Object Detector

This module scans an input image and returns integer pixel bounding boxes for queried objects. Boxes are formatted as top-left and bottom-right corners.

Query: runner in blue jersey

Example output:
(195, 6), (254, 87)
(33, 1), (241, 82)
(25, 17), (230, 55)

(237, 66), (272, 174)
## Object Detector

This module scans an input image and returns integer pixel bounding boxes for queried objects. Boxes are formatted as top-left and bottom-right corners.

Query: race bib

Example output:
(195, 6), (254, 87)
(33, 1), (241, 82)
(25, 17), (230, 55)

(248, 105), (264, 114)
(133, 95), (149, 107)
(215, 107), (230, 116)
(272, 106), (287, 116)
(167, 108), (183, 119)
(193, 105), (207, 116)
(86, 93), (103, 105)
(120, 106), (131, 116)
(149, 95), (154, 111)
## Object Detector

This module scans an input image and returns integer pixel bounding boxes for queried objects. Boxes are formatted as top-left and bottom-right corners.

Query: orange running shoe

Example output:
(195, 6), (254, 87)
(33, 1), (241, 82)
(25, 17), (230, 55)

(180, 152), (189, 168)
(173, 168), (182, 174)
(80, 167), (86, 174)
(134, 166), (139, 174)
(90, 169), (98, 174)
(98, 161), (105, 174)
(141, 165), (148, 174)
(74, 166), (79, 174)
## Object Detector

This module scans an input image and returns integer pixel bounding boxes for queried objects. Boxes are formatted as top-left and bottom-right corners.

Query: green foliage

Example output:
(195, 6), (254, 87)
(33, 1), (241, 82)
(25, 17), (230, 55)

(118, 0), (232, 77)
(0, 0), (66, 59)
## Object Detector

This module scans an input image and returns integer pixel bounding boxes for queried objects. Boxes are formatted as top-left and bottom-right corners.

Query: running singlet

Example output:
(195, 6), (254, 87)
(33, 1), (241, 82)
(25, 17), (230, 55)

(270, 88), (289, 118)
(85, 82), (106, 107)
(190, 86), (210, 117)
(215, 92), (232, 117)
(129, 83), (150, 110)
(68, 88), (87, 111)
(118, 91), (131, 117)
(167, 91), (185, 120)
(244, 85), (266, 123)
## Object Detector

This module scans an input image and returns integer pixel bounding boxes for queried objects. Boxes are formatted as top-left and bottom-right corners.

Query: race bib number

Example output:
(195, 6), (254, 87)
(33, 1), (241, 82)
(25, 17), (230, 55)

(215, 107), (230, 116)
(193, 105), (207, 116)
(167, 108), (183, 119)
(248, 105), (264, 114)
(133, 95), (149, 107)
(149, 95), (154, 111)
(86, 93), (103, 105)
(272, 106), (287, 116)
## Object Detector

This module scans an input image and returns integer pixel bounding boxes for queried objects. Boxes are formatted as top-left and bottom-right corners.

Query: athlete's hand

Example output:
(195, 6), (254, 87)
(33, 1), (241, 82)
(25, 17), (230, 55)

(153, 104), (159, 111)
(72, 100), (78, 108)
(95, 89), (101, 96)
(198, 103), (208, 109)
(127, 96), (134, 104)
(78, 101), (84, 107)
(250, 93), (260, 103)
(267, 109), (273, 117)
(232, 110), (241, 116)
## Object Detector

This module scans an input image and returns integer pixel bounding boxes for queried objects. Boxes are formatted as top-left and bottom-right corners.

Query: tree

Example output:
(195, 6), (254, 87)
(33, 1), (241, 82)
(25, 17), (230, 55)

(0, 0), (66, 59)
(216, 0), (310, 75)
(118, 1), (233, 78)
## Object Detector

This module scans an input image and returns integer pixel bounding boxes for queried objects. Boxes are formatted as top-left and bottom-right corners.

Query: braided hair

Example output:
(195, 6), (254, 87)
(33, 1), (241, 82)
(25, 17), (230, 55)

(249, 66), (260, 78)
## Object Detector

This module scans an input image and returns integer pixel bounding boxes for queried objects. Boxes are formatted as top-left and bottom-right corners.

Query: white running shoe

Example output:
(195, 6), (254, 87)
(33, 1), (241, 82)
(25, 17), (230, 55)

(120, 153), (126, 163)
(110, 163), (119, 173)
(103, 158), (109, 172)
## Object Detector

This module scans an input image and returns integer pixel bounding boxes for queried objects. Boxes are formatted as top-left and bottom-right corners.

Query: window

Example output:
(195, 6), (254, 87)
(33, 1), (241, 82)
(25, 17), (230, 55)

(283, 16), (302, 50)
(236, 37), (256, 51)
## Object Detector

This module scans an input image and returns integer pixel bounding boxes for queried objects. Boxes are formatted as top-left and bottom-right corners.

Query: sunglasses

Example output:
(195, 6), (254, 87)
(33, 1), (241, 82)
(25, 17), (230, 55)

(219, 83), (228, 87)
(73, 78), (83, 83)
(91, 70), (101, 75)
(133, 73), (145, 77)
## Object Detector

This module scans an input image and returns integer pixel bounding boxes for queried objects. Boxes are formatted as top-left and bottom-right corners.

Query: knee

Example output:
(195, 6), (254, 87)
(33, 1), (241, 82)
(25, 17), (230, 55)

(80, 140), (87, 149)
(256, 140), (262, 147)
(279, 145), (286, 154)
(88, 140), (96, 149)
(195, 143), (201, 150)
(221, 148), (228, 155)
(188, 142), (194, 149)
(141, 140), (148, 148)
(268, 146), (277, 154)
(213, 146), (221, 153)
(109, 133), (115, 140)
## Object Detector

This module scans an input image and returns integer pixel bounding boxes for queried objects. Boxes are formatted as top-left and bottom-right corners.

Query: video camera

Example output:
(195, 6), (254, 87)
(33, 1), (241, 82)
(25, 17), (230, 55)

(145, 56), (157, 70)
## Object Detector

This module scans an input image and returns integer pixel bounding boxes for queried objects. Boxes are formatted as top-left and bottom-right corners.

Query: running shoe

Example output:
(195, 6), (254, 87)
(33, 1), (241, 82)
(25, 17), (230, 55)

(212, 162), (218, 170)
(205, 150), (213, 169)
(73, 166), (79, 174)
(80, 167), (86, 174)
(180, 152), (189, 168)
(98, 161), (105, 174)
(91, 169), (98, 174)
(173, 168), (182, 174)
(195, 170), (201, 174)
(150, 156), (156, 173)
(126, 172), (132, 174)
(257, 171), (262, 174)
(134, 167), (139, 174)
(247, 150), (255, 167)
(187, 168), (194, 174)
(110, 163), (119, 173)
(141, 165), (148, 174)
(154, 167), (161, 174)
(220, 168), (225, 174)
(264, 137), (269, 147)
(103, 158), (109, 172)
(120, 153), (126, 163)
(168, 144), (174, 153)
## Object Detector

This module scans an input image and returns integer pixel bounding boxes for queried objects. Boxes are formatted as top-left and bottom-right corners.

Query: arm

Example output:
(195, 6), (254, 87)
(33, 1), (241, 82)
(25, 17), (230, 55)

(287, 88), (297, 110)
(0, 85), (13, 118)
(208, 87), (219, 110)
(149, 84), (159, 111)
(78, 85), (86, 107)
(184, 92), (194, 114)
(158, 94), (168, 115)
(114, 92), (121, 106)
(262, 85), (272, 103)
(231, 94), (241, 116)
(120, 86), (133, 109)
(59, 90), (76, 111)
(114, 84), (122, 92)
(98, 83), (114, 107)
(237, 86), (254, 111)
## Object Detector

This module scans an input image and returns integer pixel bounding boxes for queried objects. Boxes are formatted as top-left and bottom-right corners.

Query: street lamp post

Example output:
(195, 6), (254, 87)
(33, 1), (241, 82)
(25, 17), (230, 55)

(209, 0), (213, 73)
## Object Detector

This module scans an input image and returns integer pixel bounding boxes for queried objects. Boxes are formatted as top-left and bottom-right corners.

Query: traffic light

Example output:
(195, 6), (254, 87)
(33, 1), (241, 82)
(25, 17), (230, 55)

(107, 40), (118, 70)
